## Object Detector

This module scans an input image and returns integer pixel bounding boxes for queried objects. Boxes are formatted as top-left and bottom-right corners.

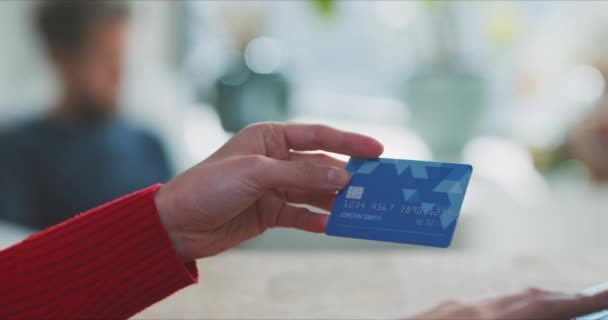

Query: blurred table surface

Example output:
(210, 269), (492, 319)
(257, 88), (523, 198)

(2, 221), (608, 319)
(135, 250), (608, 319)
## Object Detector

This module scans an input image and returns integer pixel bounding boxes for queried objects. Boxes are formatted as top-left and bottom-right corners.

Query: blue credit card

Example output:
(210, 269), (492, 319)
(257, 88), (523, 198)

(326, 157), (473, 248)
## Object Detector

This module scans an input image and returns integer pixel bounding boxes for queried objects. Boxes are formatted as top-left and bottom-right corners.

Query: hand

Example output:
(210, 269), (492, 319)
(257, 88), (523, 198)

(154, 123), (384, 261)
(412, 287), (608, 320)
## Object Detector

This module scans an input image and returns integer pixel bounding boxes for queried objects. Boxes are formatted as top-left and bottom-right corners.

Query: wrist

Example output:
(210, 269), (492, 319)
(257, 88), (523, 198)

(154, 184), (189, 262)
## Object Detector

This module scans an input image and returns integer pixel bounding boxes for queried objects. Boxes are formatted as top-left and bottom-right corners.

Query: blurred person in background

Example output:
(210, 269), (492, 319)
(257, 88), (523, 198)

(568, 62), (608, 181)
(0, 1), (171, 230)
(536, 62), (608, 181)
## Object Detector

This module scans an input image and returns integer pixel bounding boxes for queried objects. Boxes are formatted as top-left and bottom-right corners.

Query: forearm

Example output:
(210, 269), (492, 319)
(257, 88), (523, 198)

(0, 184), (198, 319)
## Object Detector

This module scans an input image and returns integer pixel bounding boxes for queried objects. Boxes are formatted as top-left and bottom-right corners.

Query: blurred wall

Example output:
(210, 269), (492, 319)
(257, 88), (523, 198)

(0, 1), (52, 124)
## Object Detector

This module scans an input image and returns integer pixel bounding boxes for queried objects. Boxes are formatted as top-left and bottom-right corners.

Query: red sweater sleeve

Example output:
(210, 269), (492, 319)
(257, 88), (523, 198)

(0, 184), (198, 319)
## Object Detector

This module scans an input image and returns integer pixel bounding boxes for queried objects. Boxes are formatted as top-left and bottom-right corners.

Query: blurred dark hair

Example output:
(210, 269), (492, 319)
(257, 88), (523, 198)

(35, 0), (130, 55)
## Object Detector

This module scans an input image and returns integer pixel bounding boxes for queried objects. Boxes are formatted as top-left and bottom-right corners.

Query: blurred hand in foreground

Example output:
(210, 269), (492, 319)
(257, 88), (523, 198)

(413, 287), (608, 320)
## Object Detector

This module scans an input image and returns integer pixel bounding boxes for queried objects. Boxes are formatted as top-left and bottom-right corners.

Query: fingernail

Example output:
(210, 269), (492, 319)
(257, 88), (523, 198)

(327, 168), (351, 186)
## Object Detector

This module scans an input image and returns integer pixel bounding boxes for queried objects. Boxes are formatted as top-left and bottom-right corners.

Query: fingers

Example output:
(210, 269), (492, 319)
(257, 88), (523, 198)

(274, 204), (329, 233)
(289, 151), (347, 169)
(249, 156), (351, 192)
(281, 123), (384, 158)
(504, 288), (608, 320)
(489, 287), (547, 309)
(286, 190), (337, 211)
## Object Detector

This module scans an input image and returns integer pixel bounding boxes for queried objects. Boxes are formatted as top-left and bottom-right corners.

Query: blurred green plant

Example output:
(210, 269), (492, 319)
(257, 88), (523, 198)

(421, 0), (447, 11)
(312, 0), (336, 18)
